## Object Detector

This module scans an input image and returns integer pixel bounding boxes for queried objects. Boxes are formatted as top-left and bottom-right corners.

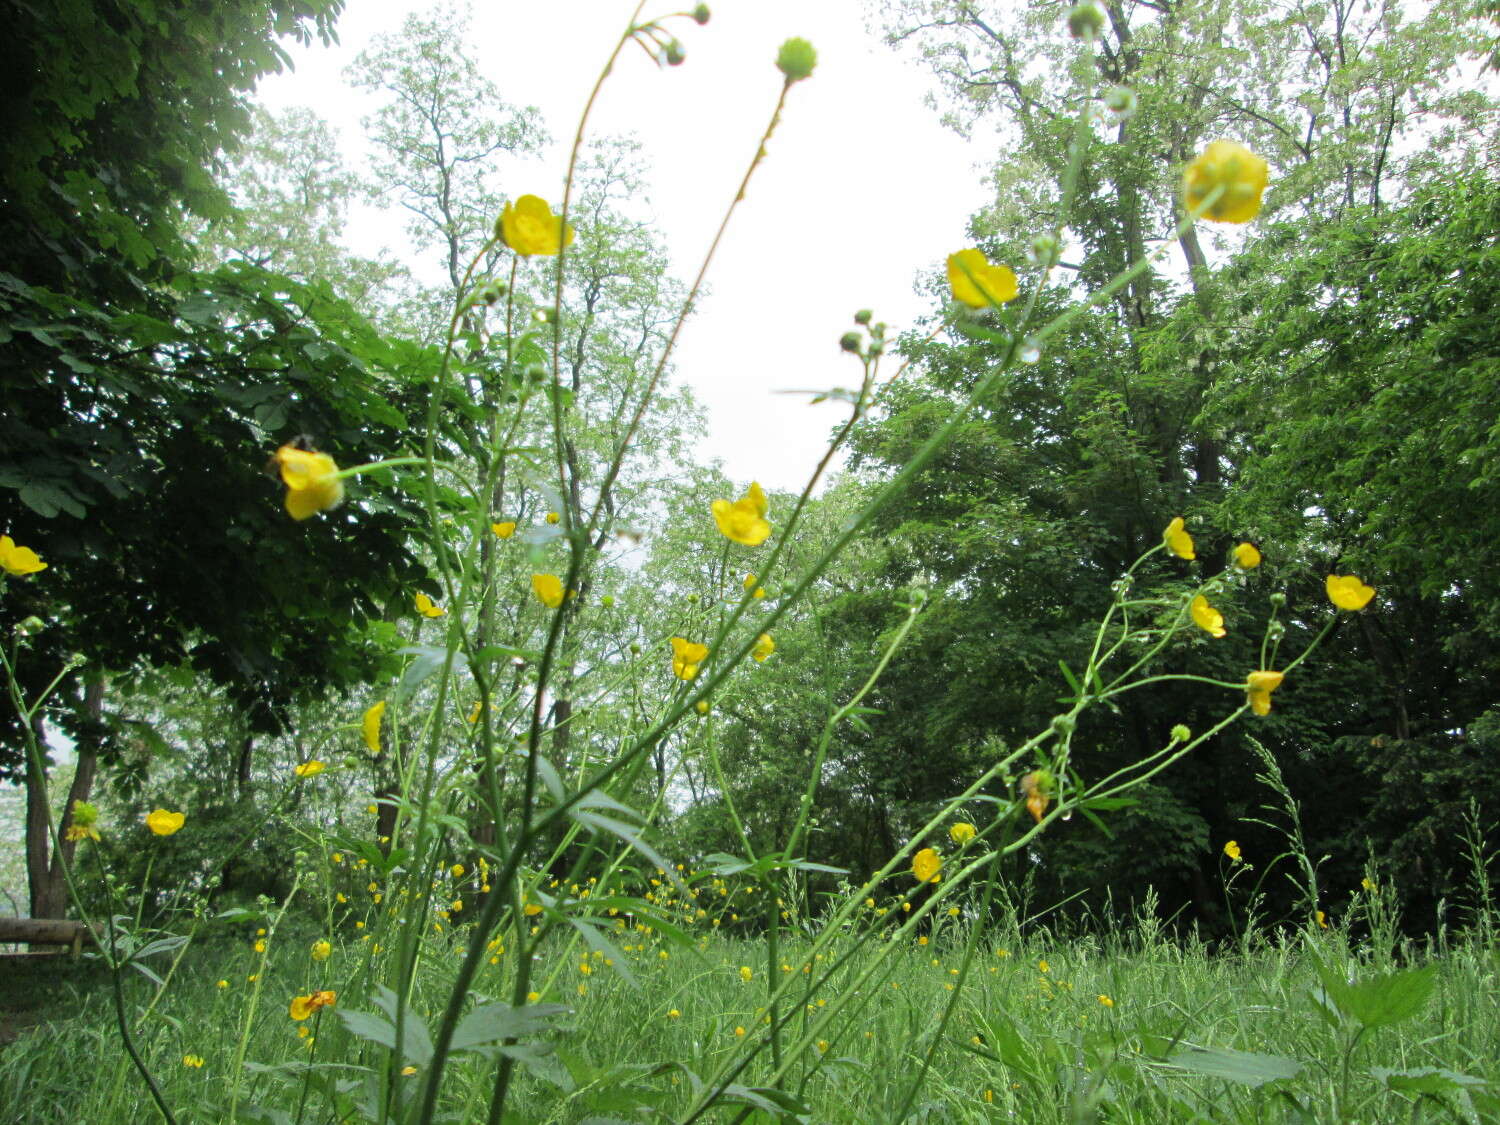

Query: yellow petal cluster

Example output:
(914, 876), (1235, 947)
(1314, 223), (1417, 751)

(289, 990), (336, 1021)
(0, 535), (46, 576)
(414, 593), (445, 618)
(946, 249), (1018, 309)
(1326, 574), (1375, 611)
(145, 808), (185, 836)
(1245, 670), (1284, 715)
(294, 760), (326, 778)
(499, 195), (575, 257)
(491, 521), (517, 539)
(752, 633), (775, 663)
(273, 444), (344, 521)
(949, 822), (977, 845)
(362, 701), (386, 755)
(711, 482), (771, 546)
(912, 847), (942, 884)
(671, 637), (709, 681)
(1162, 516), (1195, 560)
(532, 573), (565, 609)
(1182, 141), (1268, 224)
(1190, 594), (1226, 638)
(1233, 542), (1261, 569)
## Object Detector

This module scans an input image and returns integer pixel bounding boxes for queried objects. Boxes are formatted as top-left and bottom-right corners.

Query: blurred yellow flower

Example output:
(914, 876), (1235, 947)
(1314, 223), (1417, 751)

(1245, 670), (1284, 716)
(671, 637), (709, 681)
(1182, 140), (1268, 223)
(362, 701), (385, 755)
(1163, 516), (1195, 560)
(1020, 770), (1053, 824)
(467, 700), (482, 724)
(1223, 839), (1242, 862)
(145, 808), (185, 836)
(1362, 876), (1377, 893)
(491, 521), (516, 539)
(294, 760), (326, 778)
(1233, 542), (1261, 569)
(0, 535), (46, 576)
(739, 965), (753, 982)
(414, 592), (445, 618)
(949, 822), (977, 845)
(1315, 910), (1329, 929)
(667, 1008), (681, 1018)
(182, 1054), (204, 1068)
(1098, 994), (1114, 1008)
(1190, 595), (1226, 638)
(912, 847), (941, 884)
(1326, 574), (1375, 611)
(310, 940), (332, 962)
(64, 800), (101, 842)
(946, 249), (1018, 309)
(498, 194), (575, 256)
(532, 573), (565, 609)
(712, 482), (772, 546)
(752, 633), (775, 663)
(272, 444), (344, 521)
(288, 990), (336, 1021)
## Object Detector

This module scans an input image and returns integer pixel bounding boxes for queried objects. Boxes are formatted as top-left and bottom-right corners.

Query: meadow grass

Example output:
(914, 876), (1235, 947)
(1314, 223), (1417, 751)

(4, 899), (1497, 1124)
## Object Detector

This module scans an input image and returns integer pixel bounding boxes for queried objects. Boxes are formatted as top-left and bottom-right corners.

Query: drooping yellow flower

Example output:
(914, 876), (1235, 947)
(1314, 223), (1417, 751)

(1315, 910), (1328, 929)
(1190, 594), (1226, 638)
(310, 940), (332, 962)
(1245, 669), (1284, 716)
(946, 249), (1018, 309)
(294, 760), (326, 778)
(491, 521), (517, 539)
(711, 482), (772, 546)
(1162, 516), (1195, 560)
(912, 847), (942, 884)
(1223, 839), (1242, 862)
(498, 195), (575, 257)
(145, 808), (185, 836)
(949, 822), (977, 845)
(1326, 574), (1375, 611)
(272, 444), (344, 521)
(670, 636), (710, 681)
(467, 700), (482, 724)
(0, 535), (46, 576)
(288, 990), (336, 1021)
(414, 592), (445, 618)
(532, 573), (565, 609)
(362, 701), (386, 755)
(752, 633), (775, 663)
(1020, 769), (1054, 824)
(1233, 542), (1262, 569)
(1182, 141), (1268, 223)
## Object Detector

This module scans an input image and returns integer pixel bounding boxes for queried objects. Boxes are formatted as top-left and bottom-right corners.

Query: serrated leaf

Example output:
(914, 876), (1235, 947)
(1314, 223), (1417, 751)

(451, 1002), (567, 1053)
(1162, 1043), (1302, 1087)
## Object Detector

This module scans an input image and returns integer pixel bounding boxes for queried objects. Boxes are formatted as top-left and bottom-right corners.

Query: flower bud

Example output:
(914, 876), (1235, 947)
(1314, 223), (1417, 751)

(16, 615), (45, 636)
(1102, 86), (1138, 121)
(1170, 724), (1191, 743)
(1269, 592), (1287, 608)
(1067, 2), (1106, 39)
(1027, 234), (1061, 267)
(776, 38), (817, 82)
(1050, 713), (1075, 735)
(692, 4), (711, 25)
(664, 39), (685, 66)
(629, 642), (641, 655)
(695, 700), (710, 715)
(854, 309), (873, 325)
(601, 594), (615, 608)
(839, 331), (862, 353)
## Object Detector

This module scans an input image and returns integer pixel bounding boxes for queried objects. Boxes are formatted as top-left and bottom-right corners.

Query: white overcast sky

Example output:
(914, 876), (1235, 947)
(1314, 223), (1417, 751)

(255, 0), (985, 492)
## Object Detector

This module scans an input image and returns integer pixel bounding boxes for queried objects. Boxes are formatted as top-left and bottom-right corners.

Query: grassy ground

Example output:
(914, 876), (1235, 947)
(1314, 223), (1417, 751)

(3, 908), (1497, 1124)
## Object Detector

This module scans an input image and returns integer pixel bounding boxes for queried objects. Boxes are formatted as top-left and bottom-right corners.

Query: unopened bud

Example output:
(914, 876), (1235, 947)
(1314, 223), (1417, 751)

(695, 700), (710, 715)
(854, 309), (873, 325)
(629, 642), (641, 655)
(664, 39), (685, 66)
(1102, 86), (1138, 121)
(1170, 724), (1191, 744)
(776, 38), (817, 82)
(1027, 234), (1061, 267)
(692, 4), (710, 25)
(601, 595), (615, 608)
(1068, 2), (1106, 40)
(1269, 592), (1287, 608)
(839, 331), (862, 353)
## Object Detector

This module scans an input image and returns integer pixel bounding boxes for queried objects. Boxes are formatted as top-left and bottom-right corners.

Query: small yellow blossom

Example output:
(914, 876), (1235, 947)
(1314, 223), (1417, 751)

(742, 572), (766, 598)
(1245, 669), (1284, 716)
(1163, 516), (1195, 560)
(414, 592), (445, 618)
(467, 700), (482, 723)
(1098, 994), (1114, 1008)
(1223, 839), (1242, 862)
(401, 1065), (418, 1076)
(362, 700), (385, 755)
(1182, 140), (1268, 224)
(498, 195), (575, 257)
(272, 443), (344, 520)
(1190, 594), (1226, 638)
(310, 940), (332, 962)
(947, 248), (1018, 309)
(667, 1008), (681, 1018)
(145, 808), (185, 836)
(532, 573), (565, 609)
(670, 636), (710, 681)
(752, 633), (775, 663)
(0, 535), (47, 576)
(1362, 876), (1377, 893)
(545, 511), (561, 525)
(733, 1026), (746, 1038)
(1315, 910), (1329, 929)
(526, 991), (541, 1003)
(912, 847), (942, 884)
(1234, 542), (1261, 569)
(1326, 574), (1376, 611)
(216, 980), (228, 989)
(294, 760), (325, 778)
(1038, 959), (1050, 973)
(450, 864), (465, 878)
(182, 1054), (204, 1068)
(949, 821), (977, 845)
(491, 521), (517, 539)
(253, 939), (267, 953)
(289, 991), (337, 1021)
(739, 965), (753, 982)
(1020, 769), (1053, 824)
(711, 482), (772, 546)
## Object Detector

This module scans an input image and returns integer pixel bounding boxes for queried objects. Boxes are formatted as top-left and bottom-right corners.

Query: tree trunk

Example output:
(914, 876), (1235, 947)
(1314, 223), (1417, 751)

(26, 673), (103, 919)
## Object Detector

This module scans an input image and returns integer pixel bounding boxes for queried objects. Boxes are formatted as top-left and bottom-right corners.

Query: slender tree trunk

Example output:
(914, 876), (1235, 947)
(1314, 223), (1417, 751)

(27, 674), (103, 918)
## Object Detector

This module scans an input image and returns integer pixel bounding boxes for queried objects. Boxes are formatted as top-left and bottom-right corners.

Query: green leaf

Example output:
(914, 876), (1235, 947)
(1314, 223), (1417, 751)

(450, 1002), (567, 1053)
(1314, 957), (1437, 1029)
(1162, 1043), (1303, 1087)
(1372, 1066), (1489, 1095)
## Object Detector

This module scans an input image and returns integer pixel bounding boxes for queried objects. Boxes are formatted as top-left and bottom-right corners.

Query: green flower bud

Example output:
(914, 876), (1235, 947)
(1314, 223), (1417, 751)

(629, 642), (642, 655)
(664, 39), (685, 66)
(1027, 234), (1061, 267)
(1170, 724), (1191, 743)
(1102, 85), (1138, 121)
(601, 594), (615, 608)
(854, 309), (873, 325)
(839, 331), (862, 353)
(776, 38), (817, 82)
(1269, 592), (1287, 608)
(692, 4), (710, 25)
(1068, 2), (1106, 40)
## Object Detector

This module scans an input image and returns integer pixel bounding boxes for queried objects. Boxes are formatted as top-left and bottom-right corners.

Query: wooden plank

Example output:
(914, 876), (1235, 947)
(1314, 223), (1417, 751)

(0, 917), (89, 945)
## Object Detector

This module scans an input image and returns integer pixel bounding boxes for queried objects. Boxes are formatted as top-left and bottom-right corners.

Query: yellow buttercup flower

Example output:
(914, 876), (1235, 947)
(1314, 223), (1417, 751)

(912, 847), (941, 884)
(1362, 876), (1377, 893)
(1182, 141), (1268, 223)
(414, 592), (445, 618)
(272, 444), (344, 521)
(182, 1054), (205, 1068)
(467, 700), (482, 724)
(532, 573), (565, 609)
(752, 633), (775, 663)
(546, 511), (561, 525)
(1245, 670), (1284, 716)
(1162, 516), (1195, 560)
(1315, 910), (1328, 929)
(362, 700), (385, 755)
(0, 535), (46, 576)
(949, 822), (977, 845)
(498, 195), (575, 257)
(1223, 839), (1242, 862)
(1326, 574), (1375, 611)
(491, 521), (517, 539)
(288, 990), (336, 1021)
(670, 637), (709, 681)
(946, 249), (1018, 309)
(294, 760), (326, 778)
(145, 808), (185, 836)
(1233, 542), (1261, 569)
(1098, 994), (1114, 1008)
(711, 482), (772, 546)
(310, 940), (332, 962)
(1190, 594), (1226, 638)
(739, 965), (753, 982)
